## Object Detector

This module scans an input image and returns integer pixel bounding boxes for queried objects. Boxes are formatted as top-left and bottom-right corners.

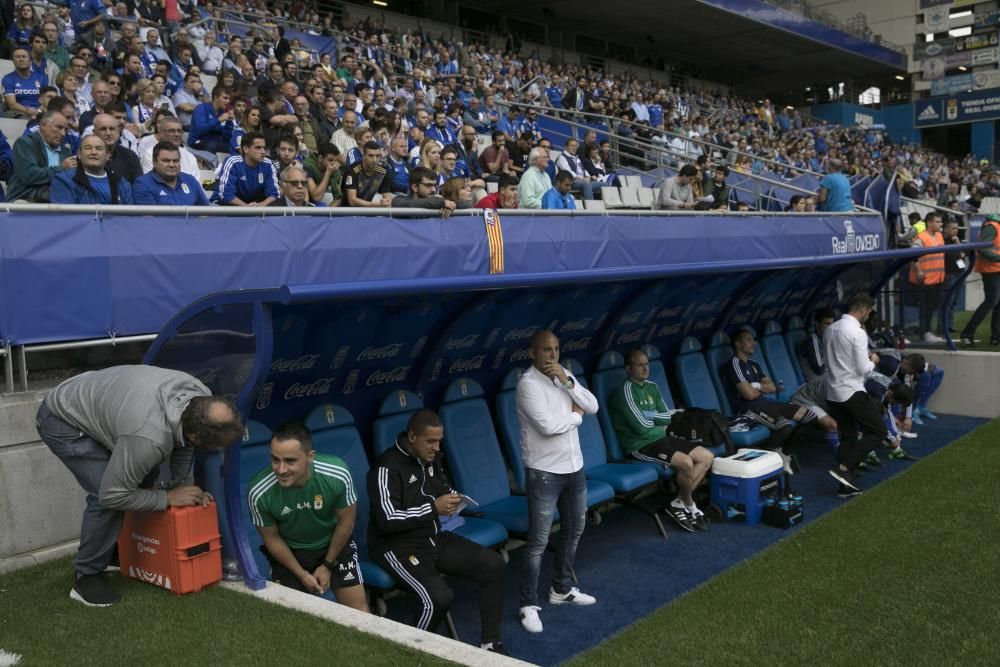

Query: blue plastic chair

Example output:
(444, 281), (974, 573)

(760, 321), (800, 398)
(784, 316), (807, 385)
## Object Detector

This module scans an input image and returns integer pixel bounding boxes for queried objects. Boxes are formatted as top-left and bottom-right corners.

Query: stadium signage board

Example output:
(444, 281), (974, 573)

(915, 88), (1000, 126)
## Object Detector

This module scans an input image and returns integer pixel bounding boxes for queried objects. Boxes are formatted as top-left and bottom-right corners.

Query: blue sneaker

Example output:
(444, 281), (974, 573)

(918, 409), (938, 421)
(911, 412), (924, 426)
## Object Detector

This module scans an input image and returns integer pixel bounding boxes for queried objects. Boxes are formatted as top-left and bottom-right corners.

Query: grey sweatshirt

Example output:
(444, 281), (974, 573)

(44, 365), (211, 512)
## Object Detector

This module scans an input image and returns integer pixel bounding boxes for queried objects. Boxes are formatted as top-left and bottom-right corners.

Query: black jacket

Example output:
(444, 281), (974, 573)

(367, 433), (454, 552)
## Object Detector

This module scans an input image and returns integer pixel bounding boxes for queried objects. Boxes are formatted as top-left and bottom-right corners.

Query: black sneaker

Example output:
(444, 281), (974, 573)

(483, 642), (508, 655)
(665, 505), (697, 533)
(837, 483), (863, 499)
(689, 511), (710, 532)
(828, 467), (861, 492)
(70, 573), (120, 607)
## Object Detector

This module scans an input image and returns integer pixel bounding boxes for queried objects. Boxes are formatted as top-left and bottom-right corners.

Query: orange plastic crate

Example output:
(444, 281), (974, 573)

(118, 502), (223, 595)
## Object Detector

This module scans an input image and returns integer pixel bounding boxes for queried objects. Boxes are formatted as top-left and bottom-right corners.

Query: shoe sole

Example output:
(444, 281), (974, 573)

(69, 588), (118, 607)
(549, 595), (596, 606)
(837, 490), (863, 498)
(828, 469), (861, 491)
(665, 509), (697, 533)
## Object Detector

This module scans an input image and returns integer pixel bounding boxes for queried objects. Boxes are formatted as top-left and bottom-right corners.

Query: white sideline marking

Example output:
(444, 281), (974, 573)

(0, 649), (23, 666)
(220, 581), (534, 667)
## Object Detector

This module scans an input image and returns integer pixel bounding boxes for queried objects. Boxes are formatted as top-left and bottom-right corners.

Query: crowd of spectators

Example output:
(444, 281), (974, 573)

(0, 0), (994, 215)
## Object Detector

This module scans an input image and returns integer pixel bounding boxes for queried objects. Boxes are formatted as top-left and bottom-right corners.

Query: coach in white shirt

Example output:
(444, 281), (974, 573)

(824, 293), (888, 496)
(515, 329), (598, 635)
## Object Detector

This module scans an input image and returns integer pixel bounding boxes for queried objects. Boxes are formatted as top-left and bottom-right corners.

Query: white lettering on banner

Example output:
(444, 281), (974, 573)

(560, 318), (591, 332)
(694, 317), (715, 330)
(657, 305), (683, 319)
(430, 358), (444, 382)
(509, 348), (532, 362)
(492, 348), (507, 369)
(410, 337), (428, 358)
(831, 220), (881, 255)
(656, 323), (683, 337)
(285, 378), (335, 400)
(443, 334), (480, 351)
(503, 326), (538, 342)
(342, 369), (360, 394)
(449, 355), (486, 374)
(366, 366), (409, 386)
(330, 346), (350, 370)
(356, 343), (405, 361)
(269, 355), (320, 373)
(562, 337), (591, 352)
(256, 383), (274, 410)
(617, 330), (643, 344)
(484, 328), (501, 348)
(695, 300), (719, 314)
(619, 312), (643, 325)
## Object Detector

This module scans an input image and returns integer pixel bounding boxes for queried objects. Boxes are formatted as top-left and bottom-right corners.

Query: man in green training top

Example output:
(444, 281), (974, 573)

(609, 349), (715, 533)
(248, 421), (368, 611)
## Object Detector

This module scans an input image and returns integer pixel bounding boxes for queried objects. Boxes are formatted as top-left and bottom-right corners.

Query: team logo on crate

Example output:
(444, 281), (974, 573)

(128, 566), (172, 590)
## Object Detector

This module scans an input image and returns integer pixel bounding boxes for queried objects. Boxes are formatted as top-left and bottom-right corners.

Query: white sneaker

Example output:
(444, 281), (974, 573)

(519, 605), (543, 633)
(923, 332), (945, 344)
(900, 431), (918, 439)
(549, 587), (596, 605)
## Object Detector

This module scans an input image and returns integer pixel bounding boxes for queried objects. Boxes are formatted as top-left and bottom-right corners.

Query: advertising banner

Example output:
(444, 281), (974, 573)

(915, 88), (1000, 126)
(931, 73), (974, 95)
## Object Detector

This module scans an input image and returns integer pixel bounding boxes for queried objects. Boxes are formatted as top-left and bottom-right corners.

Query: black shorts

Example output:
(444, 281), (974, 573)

(631, 435), (697, 466)
(741, 400), (800, 430)
(263, 540), (363, 592)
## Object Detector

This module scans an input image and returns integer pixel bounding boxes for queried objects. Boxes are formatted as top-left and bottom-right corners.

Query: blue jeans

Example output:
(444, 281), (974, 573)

(36, 403), (120, 576)
(519, 467), (587, 607)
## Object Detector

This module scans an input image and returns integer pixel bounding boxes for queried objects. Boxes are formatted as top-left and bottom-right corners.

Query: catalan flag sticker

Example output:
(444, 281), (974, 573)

(483, 209), (505, 274)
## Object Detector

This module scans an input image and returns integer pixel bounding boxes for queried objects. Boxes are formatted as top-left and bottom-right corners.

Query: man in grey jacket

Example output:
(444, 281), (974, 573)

(654, 163), (697, 210)
(390, 166), (457, 218)
(36, 365), (243, 607)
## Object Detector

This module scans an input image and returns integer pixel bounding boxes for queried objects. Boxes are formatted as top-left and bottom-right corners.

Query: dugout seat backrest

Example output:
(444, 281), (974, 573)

(784, 316), (807, 385)
(705, 331), (736, 415)
(375, 390), (508, 549)
(441, 378), (531, 533)
(592, 350), (630, 462)
(494, 367), (528, 493)
(371, 390), (424, 458)
(203, 420), (272, 573)
(641, 344), (676, 410)
(761, 320), (798, 398)
(676, 337), (770, 447)
(304, 404), (395, 591)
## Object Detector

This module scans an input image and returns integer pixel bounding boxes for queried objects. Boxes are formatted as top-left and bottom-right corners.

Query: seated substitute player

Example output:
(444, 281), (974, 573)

(798, 307), (836, 382)
(367, 409), (506, 654)
(723, 328), (818, 472)
(248, 421), (368, 611)
(609, 348), (714, 532)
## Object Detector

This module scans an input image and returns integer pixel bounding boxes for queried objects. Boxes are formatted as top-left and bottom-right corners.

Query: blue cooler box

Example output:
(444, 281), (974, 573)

(710, 449), (784, 525)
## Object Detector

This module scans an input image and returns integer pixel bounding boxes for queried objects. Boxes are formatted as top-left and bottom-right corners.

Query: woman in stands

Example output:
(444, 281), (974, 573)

(56, 72), (91, 117)
(133, 79), (160, 136)
(7, 4), (36, 47)
(581, 144), (621, 186)
(786, 195), (807, 213)
(416, 138), (445, 188)
(231, 106), (262, 155)
(441, 177), (475, 209)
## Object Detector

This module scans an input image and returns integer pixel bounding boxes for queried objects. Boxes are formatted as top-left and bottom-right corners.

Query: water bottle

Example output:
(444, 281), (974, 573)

(777, 379), (785, 398)
(222, 558), (243, 582)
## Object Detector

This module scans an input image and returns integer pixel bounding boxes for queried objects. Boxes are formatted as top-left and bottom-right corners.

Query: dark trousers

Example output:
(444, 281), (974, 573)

(941, 273), (964, 334)
(827, 391), (888, 470)
(374, 532), (505, 643)
(962, 272), (1000, 342)
(914, 282), (942, 334)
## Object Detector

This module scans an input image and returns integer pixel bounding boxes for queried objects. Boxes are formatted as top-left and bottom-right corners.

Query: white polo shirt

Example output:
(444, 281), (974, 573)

(515, 364), (599, 474)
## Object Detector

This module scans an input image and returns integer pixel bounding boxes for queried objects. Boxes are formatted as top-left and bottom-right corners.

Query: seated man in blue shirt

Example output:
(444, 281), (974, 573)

(188, 85), (234, 154)
(214, 131), (280, 206)
(817, 158), (853, 213)
(541, 170), (577, 210)
(3, 47), (45, 119)
(133, 141), (210, 206)
(51, 135), (133, 204)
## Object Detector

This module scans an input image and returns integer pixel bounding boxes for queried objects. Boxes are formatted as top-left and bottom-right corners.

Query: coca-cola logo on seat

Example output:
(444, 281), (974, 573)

(366, 366), (410, 386)
(284, 377), (335, 400)
(270, 355), (320, 373)
(356, 344), (405, 362)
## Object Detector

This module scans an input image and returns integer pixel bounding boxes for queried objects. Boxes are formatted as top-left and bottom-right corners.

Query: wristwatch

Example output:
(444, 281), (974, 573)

(321, 559), (337, 571)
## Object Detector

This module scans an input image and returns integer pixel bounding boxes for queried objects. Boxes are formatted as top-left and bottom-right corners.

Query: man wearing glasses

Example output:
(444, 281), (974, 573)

(269, 166), (315, 207)
(138, 114), (201, 179)
(390, 166), (456, 218)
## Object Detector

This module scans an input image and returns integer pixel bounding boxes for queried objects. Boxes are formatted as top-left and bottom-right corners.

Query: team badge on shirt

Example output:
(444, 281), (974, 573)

(258, 173), (264, 184)
(181, 183), (190, 194)
(313, 494), (323, 510)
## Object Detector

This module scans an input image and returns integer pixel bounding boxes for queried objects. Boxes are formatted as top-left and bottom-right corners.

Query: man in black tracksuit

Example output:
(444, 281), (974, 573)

(367, 408), (506, 653)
